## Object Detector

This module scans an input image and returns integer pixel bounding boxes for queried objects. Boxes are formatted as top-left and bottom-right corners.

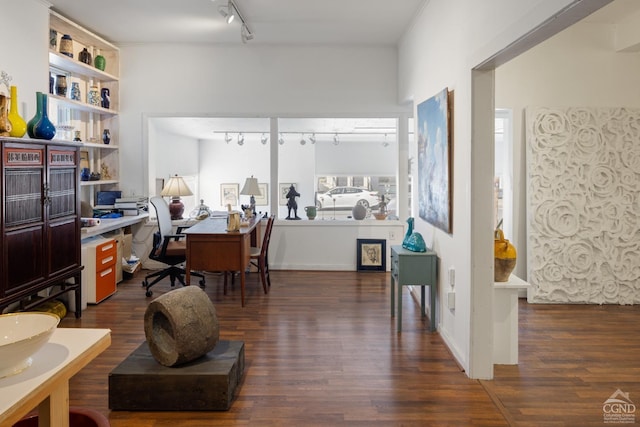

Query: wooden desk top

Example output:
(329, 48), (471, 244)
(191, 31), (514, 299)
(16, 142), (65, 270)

(183, 216), (260, 236)
(0, 328), (111, 426)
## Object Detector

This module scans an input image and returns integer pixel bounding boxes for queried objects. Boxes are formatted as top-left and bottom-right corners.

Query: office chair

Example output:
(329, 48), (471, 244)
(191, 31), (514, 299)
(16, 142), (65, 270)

(142, 196), (205, 297)
(250, 215), (275, 294)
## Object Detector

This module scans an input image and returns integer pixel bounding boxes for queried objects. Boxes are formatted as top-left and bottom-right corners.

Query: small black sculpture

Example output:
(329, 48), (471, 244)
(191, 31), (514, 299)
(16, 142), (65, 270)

(286, 184), (301, 220)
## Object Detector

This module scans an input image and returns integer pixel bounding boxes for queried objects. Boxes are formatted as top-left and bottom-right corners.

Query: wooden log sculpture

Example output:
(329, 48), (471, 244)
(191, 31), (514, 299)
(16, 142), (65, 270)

(144, 286), (219, 367)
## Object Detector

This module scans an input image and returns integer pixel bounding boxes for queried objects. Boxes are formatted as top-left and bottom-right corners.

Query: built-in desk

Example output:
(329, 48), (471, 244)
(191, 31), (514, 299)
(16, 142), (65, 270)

(0, 328), (111, 427)
(494, 275), (530, 364)
(81, 213), (149, 239)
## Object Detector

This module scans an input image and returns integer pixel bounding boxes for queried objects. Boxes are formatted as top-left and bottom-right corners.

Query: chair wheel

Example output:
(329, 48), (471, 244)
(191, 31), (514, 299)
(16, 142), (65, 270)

(146, 290), (153, 297)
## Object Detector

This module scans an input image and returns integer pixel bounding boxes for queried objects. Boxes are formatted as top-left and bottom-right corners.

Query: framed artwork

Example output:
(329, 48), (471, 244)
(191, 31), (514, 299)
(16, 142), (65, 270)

(254, 183), (268, 205)
(356, 238), (386, 272)
(417, 87), (453, 233)
(220, 183), (239, 207)
(279, 183), (297, 205)
(79, 150), (89, 170)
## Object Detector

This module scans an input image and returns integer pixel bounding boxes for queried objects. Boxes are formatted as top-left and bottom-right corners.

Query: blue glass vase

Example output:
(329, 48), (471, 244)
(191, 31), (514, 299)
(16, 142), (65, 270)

(27, 92), (43, 138)
(33, 93), (56, 140)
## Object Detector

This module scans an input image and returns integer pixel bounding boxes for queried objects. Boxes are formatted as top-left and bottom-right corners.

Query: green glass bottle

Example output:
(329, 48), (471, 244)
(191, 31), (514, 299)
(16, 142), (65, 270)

(94, 49), (106, 71)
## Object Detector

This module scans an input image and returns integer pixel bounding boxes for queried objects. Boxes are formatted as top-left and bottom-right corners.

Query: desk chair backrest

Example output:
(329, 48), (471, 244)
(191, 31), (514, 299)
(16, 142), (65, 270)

(150, 196), (173, 240)
(260, 215), (275, 259)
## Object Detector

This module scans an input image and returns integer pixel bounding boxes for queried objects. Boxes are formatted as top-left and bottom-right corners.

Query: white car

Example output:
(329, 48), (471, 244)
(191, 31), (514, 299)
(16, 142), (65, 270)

(316, 187), (380, 209)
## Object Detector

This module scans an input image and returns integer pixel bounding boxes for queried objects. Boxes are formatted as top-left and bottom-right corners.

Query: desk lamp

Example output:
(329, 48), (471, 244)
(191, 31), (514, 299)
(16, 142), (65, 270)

(161, 175), (193, 220)
(240, 175), (261, 217)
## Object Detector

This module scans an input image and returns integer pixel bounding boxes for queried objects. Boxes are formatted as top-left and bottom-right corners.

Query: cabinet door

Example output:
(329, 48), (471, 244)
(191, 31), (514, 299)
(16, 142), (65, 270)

(47, 148), (80, 276)
(2, 149), (47, 294)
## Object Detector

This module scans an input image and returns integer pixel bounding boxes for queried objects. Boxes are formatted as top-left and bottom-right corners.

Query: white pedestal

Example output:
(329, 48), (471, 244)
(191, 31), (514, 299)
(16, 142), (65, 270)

(493, 275), (530, 365)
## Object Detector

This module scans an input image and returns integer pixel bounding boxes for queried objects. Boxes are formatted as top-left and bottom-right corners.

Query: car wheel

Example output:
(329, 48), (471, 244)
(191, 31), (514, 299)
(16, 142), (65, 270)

(357, 199), (369, 209)
(316, 200), (323, 209)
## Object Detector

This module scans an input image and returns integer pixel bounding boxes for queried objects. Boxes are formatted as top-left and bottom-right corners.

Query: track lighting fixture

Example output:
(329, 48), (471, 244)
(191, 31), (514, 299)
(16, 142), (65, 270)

(218, 1), (235, 24)
(333, 133), (340, 145)
(216, 0), (254, 42)
(261, 133), (268, 145)
(224, 132), (232, 143)
(278, 133), (285, 145)
(309, 133), (316, 144)
(237, 132), (244, 146)
(300, 133), (306, 145)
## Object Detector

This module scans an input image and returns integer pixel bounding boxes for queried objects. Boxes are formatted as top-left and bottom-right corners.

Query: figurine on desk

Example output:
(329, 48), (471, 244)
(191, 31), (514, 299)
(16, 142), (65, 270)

(286, 184), (301, 220)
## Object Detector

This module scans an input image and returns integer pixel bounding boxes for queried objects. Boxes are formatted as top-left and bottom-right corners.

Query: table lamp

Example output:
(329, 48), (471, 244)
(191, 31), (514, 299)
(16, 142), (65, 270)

(240, 175), (261, 217)
(161, 175), (193, 220)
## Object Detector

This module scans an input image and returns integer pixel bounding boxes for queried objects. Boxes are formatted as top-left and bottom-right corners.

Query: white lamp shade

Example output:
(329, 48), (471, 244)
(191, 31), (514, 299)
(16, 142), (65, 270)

(240, 176), (261, 196)
(160, 175), (193, 197)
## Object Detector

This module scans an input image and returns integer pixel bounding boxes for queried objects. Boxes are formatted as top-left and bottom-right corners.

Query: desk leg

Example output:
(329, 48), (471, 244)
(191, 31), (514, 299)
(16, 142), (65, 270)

(390, 277), (396, 317)
(397, 283), (403, 332)
(185, 267), (191, 286)
(38, 380), (69, 427)
(421, 286), (426, 318)
(240, 270), (246, 307)
(430, 284), (436, 332)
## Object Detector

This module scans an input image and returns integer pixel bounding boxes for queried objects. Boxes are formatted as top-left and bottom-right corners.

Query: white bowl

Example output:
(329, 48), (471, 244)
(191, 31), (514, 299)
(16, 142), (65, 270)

(0, 312), (60, 378)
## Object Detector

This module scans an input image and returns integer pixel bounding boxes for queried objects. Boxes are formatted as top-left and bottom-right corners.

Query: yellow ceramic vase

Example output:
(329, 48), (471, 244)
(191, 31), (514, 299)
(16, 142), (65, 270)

(494, 228), (516, 282)
(8, 86), (27, 138)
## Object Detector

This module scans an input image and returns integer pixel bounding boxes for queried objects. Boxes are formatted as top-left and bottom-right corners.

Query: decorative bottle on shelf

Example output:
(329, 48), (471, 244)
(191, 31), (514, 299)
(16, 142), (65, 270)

(94, 49), (106, 71)
(55, 75), (67, 97)
(59, 34), (73, 58)
(8, 86), (27, 138)
(102, 129), (111, 144)
(33, 93), (56, 140)
(70, 82), (81, 101)
(101, 88), (110, 109)
(88, 86), (100, 107)
(79, 48), (92, 65)
(27, 92), (43, 138)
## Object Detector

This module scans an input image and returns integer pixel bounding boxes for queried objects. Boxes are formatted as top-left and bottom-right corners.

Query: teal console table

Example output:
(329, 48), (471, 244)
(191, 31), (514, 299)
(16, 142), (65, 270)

(390, 245), (438, 332)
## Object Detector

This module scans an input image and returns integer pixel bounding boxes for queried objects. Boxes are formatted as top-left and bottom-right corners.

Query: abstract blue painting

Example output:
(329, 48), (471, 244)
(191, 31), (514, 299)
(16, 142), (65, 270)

(417, 88), (451, 233)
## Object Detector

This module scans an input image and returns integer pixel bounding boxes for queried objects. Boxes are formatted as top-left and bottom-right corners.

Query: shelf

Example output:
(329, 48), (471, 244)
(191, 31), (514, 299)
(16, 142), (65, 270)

(80, 179), (119, 187)
(48, 93), (118, 116)
(82, 142), (119, 150)
(49, 51), (118, 82)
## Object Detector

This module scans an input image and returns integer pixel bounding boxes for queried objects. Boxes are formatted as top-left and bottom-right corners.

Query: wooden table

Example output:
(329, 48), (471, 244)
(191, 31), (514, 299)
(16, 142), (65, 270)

(0, 327), (111, 427)
(183, 216), (261, 306)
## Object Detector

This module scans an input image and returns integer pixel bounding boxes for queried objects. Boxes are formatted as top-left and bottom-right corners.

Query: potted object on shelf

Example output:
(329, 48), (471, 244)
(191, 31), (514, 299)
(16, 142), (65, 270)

(79, 47), (92, 65)
(494, 219), (516, 282)
(94, 49), (106, 71)
(102, 129), (110, 144)
(59, 34), (73, 58)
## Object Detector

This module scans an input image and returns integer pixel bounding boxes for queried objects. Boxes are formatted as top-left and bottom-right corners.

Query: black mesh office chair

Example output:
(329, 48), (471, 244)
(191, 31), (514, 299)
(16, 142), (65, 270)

(142, 196), (205, 297)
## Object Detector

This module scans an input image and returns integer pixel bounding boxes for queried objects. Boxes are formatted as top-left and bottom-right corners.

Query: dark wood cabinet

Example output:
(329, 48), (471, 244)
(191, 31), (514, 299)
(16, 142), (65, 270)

(1, 138), (83, 317)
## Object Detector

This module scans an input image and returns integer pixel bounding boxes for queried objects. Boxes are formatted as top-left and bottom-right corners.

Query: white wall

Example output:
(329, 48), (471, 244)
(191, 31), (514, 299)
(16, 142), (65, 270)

(496, 21), (640, 282)
(398, 0), (586, 378)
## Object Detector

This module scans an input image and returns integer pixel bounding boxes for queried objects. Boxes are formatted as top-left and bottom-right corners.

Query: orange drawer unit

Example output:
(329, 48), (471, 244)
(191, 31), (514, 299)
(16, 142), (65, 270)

(82, 236), (118, 304)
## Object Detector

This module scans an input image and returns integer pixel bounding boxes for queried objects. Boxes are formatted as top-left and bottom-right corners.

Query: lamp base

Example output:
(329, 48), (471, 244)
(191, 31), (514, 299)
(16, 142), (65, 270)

(168, 198), (185, 220)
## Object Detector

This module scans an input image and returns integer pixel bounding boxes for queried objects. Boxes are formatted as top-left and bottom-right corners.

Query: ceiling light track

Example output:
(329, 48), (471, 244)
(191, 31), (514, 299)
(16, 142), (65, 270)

(217, 0), (254, 42)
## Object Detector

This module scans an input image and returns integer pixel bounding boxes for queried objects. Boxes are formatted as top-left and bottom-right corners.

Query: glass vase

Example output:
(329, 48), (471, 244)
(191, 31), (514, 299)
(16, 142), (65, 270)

(27, 92), (43, 138)
(33, 93), (56, 140)
(8, 86), (27, 138)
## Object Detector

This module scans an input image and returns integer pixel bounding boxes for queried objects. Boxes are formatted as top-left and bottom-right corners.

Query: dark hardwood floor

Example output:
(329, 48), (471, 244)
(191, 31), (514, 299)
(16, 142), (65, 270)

(54, 270), (640, 426)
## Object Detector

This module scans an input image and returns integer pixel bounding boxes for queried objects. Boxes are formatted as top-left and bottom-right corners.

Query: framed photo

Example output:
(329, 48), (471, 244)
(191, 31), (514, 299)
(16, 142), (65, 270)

(254, 183), (268, 205)
(279, 183), (297, 205)
(220, 183), (239, 207)
(417, 87), (453, 233)
(356, 239), (386, 272)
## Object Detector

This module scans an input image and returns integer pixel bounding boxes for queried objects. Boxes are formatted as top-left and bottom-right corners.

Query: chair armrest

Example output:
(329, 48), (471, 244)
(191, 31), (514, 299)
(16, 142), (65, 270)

(164, 233), (186, 242)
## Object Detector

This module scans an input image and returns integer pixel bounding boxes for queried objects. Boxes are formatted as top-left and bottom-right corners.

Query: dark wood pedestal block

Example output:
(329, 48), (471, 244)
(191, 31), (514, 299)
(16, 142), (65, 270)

(109, 340), (244, 411)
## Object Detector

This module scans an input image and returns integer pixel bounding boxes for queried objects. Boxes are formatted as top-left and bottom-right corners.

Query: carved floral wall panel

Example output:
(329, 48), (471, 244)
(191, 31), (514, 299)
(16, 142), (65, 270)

(526, 107), (640, 304)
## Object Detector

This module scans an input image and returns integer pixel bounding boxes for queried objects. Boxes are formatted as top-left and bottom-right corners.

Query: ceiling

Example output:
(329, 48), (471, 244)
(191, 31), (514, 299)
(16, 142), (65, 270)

(46, 0), (639, 140)
(47, 0), (427, 46)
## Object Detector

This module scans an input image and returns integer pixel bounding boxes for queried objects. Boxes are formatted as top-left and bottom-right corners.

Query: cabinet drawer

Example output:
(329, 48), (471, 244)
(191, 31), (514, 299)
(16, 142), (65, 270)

(95, 265), (116, 303)
(96, 240), (117, 265)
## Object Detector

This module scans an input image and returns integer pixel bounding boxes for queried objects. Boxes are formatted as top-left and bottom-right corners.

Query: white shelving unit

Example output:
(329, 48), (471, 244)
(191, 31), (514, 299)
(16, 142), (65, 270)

(48, 11), (120, 206)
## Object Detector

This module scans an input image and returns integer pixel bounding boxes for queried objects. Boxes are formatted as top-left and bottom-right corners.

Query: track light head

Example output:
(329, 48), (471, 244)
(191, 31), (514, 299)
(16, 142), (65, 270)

(224, 132), (232, 143)
(237, 132), (244, 146)
(261, 133), (268, 145)
(382, 133), (389, 147)
(278, 133), (285, 145)
(241, 24), (254, 43)
(300, 133), (306, 146)
(309, 133), (316, 144)
(218, 2), (235, 24)
(333, 133), (340, 145)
